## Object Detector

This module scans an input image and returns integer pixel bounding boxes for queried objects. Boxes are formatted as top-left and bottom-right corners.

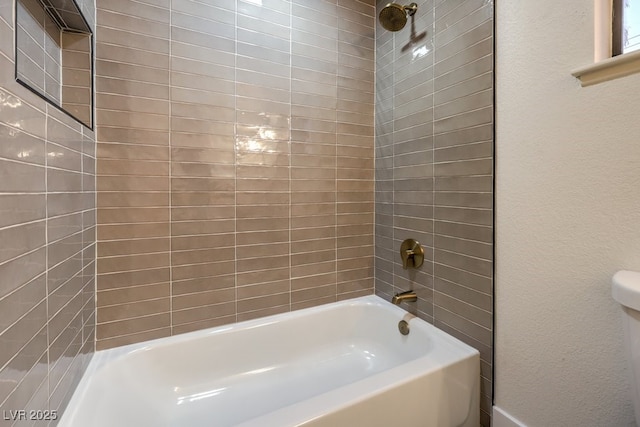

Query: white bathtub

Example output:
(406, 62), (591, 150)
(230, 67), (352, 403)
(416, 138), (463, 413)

(59, 295), (480, 427)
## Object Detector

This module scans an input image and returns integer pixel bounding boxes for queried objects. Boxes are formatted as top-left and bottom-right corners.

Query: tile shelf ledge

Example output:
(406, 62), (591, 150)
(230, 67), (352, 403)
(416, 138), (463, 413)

(572, 50), (640, 86)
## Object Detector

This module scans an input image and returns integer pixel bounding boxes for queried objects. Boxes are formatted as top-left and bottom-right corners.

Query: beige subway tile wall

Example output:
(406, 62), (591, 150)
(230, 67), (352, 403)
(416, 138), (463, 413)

(0, 0), (96, 420)
(95, 0), (375, 349)
(95, 0), (171, 349)
(374, 0), (494, 425)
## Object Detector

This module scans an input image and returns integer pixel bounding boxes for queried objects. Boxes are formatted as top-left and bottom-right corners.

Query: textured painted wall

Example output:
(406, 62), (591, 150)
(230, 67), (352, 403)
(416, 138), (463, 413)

(95, 0), (375, 349)
(375, 0), (493, 425)
(495, 1), (640, 425)
(0, 0), (96, 422)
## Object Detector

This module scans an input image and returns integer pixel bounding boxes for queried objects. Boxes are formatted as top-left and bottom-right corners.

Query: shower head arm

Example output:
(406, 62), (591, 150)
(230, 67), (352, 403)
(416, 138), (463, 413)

(404, 3), (417, 17)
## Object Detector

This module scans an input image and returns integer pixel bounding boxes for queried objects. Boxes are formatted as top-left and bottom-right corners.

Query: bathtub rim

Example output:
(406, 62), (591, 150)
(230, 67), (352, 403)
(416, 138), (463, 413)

(87, 294), (477, 369)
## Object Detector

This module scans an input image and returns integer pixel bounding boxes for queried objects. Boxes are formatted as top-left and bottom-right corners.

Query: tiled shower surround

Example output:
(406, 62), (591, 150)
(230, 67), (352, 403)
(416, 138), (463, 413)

(95, 0), (376, 349)
(0, 0), (96, 421)
(374, 0), (494, 424)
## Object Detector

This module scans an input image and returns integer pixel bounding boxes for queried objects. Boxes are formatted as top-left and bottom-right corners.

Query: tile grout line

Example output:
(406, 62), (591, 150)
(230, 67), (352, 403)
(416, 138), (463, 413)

(44, 103), (51, 414)
(234, 0), (238, 324)
(432, 3), (437, 324)
(168, 0), (173, 337)
(372, 1), (377, 299)
(391, 14), (396, 300)
(289, 0), (292, 313)
(334, 4), (338, 304)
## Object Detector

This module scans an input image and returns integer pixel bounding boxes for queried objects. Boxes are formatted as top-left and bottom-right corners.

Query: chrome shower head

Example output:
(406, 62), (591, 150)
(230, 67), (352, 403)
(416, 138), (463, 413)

(379, 2), (418, 32)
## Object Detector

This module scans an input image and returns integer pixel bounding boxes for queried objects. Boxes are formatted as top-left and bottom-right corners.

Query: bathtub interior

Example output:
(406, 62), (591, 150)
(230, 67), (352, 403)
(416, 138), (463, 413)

(91, 299), (436, 385)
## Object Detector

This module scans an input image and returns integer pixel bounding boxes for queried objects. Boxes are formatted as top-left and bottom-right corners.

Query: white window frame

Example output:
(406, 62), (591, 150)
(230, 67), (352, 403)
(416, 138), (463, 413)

(572, 0), (640, 86)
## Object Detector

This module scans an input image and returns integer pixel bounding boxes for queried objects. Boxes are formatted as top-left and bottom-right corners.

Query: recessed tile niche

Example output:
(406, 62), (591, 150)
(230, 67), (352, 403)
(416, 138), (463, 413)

(15, 0), (93, 128)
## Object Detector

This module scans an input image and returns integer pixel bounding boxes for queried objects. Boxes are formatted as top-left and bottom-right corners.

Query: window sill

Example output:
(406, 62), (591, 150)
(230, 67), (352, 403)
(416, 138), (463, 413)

(572, 50), (640, 87)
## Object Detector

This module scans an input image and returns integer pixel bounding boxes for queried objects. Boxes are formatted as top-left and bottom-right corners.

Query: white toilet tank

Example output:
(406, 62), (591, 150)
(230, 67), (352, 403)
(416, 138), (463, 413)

(612, 270), (640, 426)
